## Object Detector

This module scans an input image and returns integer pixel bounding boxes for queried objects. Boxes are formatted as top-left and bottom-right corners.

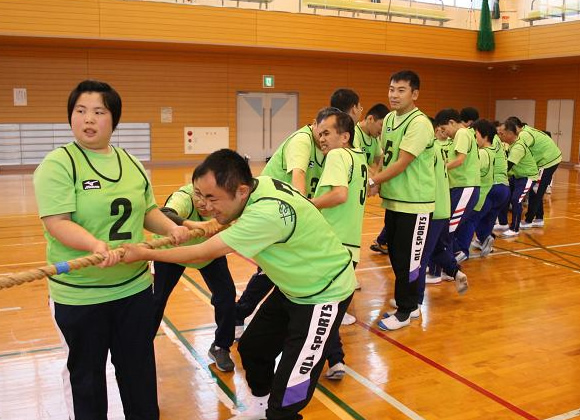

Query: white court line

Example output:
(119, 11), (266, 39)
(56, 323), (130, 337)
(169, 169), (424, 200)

(0, 306), (21, 312)
(344, 365), (426, 420)
(544, 408), (580, 420)
(356, 264), (392, 272)
(543, 241), (580, 249)
(159, 321), (237, 414)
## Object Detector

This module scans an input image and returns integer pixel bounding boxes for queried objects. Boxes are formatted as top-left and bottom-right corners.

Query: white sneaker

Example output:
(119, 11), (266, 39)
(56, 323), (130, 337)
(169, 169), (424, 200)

(341, 313), (356, 325)
(426, 274), (442, 284)
(494, 223), (509, 232)
(324, 362), (346, 380)
(230, 395), (268, 420)
(384, 306), (421, 319)
(377, 314), (410, 331)
(546, 186), (552, 194)
(471, 239), (482, 250)
(520, 221), (533, 229)
(499, 229), (519, 238)
(532, 219), (544, 227)
(479, 235), (495, 257)
(441, 271), (454, 281)
(455, 251), (468, 263)
(235, 325), (245, 341)
(455, 270), (469, 295)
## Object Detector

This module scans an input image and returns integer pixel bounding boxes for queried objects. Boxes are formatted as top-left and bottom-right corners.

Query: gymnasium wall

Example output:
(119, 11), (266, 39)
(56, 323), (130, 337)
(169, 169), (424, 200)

(0, 45), (491, 163)
(488, 63), (580, 163)
(0, 0), (485, 62)
(1, 0), (580, 163)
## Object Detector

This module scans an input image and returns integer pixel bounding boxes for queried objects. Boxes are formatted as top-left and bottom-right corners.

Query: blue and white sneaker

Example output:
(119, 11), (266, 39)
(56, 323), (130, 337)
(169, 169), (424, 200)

(378, 314), (411, 331)
(455, 251), (468, 263)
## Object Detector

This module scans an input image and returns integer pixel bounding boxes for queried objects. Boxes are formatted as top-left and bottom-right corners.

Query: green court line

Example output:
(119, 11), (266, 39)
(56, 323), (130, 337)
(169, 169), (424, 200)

(179, 324), (217, 334)
(161, 315), (240, 407)
(181, 272), (212, 298)
(316, 382), (367, 419)
(494, 244), (580, 272)
(0, 345), (62, 359)
(514, 237), (580, 266)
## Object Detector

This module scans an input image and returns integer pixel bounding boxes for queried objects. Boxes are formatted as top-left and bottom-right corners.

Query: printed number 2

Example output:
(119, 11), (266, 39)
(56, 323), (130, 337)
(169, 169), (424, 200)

(359, 164), (368, 205)
(109, 198), (132, 241)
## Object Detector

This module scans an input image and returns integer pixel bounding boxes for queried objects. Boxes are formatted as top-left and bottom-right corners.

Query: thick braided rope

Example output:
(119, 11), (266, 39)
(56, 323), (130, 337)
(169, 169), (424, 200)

(0, 228), (206, 290)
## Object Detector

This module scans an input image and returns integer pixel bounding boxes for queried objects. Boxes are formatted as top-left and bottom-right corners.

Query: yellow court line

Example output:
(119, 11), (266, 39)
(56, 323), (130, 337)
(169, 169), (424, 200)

(313, 389), (357, 420)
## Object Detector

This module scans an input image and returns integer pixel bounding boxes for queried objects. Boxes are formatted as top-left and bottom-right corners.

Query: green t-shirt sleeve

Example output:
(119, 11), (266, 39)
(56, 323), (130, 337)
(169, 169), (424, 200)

(518, 131), (534, 148)
(219, 199), (293, 259)
(285, 133), (312, 174)
(454, 129), (472, 155)
(165, 190), (194, 219)
(399, 117), (433, 157)
(33, 150), (77, 218)
(317, 150), (349, 188)
(479, 149), (490, 175)
(508, 143), (525, 165)
(372, 138), (383, 158)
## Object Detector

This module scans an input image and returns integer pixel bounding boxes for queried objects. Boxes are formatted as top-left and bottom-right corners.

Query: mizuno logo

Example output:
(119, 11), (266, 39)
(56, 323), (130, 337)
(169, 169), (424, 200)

(82, 180), (101, 190)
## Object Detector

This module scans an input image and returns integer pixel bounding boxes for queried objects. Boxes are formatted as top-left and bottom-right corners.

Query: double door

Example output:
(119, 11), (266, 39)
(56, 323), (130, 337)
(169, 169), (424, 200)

(236, 92), (298, 162)
(546, 99), (574, 162)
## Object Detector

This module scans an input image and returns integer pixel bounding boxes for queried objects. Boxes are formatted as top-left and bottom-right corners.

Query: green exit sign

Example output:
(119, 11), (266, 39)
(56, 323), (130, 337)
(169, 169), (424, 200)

(263, 75), (275, 88)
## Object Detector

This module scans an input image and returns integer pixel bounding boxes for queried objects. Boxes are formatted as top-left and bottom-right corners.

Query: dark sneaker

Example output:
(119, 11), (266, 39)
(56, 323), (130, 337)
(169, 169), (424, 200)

(370, 241), (389, 255)
(208, 343), (234, 372)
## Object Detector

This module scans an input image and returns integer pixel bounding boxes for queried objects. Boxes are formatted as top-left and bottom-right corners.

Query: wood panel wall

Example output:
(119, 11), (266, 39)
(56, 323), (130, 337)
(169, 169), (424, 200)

(0, 0), (484, 62)
(491, 21), (580, 62)
(0, 45), (492, 163)
(1, 0), (580, 163)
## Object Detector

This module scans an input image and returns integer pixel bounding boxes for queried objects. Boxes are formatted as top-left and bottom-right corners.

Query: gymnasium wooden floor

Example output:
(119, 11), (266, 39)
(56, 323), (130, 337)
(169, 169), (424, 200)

(1, 164), (580, 420)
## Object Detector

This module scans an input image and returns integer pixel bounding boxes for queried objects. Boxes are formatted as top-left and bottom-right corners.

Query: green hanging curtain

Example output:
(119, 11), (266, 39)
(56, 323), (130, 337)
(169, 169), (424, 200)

(492, 0), (500, 19)
(477, 0), (495, 51)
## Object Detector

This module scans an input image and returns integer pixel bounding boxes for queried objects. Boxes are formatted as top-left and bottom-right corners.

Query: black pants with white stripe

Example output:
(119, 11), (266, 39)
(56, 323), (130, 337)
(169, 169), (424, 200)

(52, 286), (159, 420)
(238, 287), (352, 420)
(385, 210), (431, 316)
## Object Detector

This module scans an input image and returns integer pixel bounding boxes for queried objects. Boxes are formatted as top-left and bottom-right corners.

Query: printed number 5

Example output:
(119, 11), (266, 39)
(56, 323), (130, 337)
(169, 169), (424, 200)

(383, 140), (394, 167)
